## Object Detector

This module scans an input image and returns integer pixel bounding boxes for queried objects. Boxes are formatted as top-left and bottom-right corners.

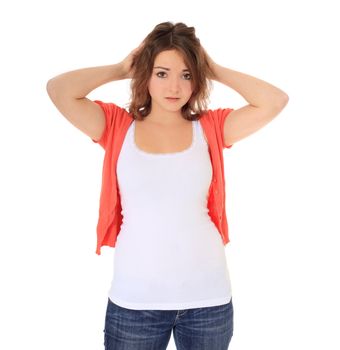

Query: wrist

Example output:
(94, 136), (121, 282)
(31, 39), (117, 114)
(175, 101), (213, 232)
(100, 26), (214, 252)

(112, 62), (127, 80)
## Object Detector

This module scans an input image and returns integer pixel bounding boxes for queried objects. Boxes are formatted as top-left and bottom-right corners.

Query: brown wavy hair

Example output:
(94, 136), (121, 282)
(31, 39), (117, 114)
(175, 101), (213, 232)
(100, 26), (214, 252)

(127, 21), (214, 121)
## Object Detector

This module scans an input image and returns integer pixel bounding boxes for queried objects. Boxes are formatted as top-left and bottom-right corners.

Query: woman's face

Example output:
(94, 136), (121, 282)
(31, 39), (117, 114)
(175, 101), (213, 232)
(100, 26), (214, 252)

(147, 49), (193, 114)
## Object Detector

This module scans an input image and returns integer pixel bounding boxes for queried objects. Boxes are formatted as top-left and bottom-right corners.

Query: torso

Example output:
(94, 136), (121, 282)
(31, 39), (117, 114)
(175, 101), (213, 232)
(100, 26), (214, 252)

(134, 119), (208, 154)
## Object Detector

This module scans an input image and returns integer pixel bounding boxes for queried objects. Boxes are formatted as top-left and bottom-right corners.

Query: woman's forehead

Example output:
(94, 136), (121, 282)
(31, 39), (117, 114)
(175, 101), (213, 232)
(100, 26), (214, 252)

(154, 50), (189, 70)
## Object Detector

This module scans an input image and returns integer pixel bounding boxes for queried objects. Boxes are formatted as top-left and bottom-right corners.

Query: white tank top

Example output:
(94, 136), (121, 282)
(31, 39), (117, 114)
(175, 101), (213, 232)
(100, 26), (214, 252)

(108, 119), (232, 310)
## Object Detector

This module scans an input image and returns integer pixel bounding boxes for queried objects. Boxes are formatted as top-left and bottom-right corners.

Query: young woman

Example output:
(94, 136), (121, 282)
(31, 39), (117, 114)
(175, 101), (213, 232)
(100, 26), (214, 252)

(47, 21), (288, 350)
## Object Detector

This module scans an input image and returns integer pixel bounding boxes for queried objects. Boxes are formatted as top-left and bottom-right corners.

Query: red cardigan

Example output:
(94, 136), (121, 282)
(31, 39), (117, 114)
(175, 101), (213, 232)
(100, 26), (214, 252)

(91, 100), (234, 255)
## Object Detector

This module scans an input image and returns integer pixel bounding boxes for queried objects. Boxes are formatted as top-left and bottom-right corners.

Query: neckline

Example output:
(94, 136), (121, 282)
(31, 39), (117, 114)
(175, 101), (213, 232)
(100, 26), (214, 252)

(132, 120), (196, 157)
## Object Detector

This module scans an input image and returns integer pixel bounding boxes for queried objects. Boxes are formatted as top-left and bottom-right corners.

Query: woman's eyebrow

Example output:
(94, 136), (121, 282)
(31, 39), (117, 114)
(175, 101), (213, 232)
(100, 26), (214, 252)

(153, 66), (190, 72)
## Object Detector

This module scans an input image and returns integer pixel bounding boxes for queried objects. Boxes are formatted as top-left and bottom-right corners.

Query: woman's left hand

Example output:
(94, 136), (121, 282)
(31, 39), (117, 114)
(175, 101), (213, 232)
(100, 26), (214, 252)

(201, 46), (217, 80)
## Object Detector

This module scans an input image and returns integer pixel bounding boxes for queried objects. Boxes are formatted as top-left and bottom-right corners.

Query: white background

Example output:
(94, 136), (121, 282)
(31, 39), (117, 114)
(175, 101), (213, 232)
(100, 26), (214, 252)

(1, 0), (339, 349)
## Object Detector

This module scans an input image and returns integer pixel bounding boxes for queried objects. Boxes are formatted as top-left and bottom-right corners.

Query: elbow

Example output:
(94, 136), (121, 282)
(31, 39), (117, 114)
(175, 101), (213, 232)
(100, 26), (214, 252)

(46, 78), (54, 97)
(46, 78), (56, 94)
(46, 78), (59, 102)
(273, 92), (289, 110)
(281, 92), (289, 106)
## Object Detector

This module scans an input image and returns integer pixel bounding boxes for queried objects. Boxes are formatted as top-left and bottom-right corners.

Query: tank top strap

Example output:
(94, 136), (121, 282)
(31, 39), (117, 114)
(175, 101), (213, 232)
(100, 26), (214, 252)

(194, 119), (207, 146)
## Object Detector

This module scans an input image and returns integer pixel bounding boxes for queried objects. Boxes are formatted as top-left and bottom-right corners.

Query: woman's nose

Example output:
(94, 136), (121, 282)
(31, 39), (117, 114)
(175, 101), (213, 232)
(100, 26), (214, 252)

(168, 78), (180, 93)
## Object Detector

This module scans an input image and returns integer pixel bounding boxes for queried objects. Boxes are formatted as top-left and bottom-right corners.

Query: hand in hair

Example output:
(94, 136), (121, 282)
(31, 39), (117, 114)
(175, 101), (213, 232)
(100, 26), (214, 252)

(201, 46), (217, 80)
(119, 42), (145, 79)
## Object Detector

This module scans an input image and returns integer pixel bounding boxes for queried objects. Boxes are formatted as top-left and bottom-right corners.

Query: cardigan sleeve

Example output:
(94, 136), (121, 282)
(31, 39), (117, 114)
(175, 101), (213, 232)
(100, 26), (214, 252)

(211, 108), (234, 149)
(91, 100), (123, 150)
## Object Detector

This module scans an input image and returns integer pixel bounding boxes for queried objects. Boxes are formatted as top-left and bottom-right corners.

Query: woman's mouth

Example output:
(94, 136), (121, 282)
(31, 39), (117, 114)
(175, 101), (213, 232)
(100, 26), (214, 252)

(165, 97), (180, 102)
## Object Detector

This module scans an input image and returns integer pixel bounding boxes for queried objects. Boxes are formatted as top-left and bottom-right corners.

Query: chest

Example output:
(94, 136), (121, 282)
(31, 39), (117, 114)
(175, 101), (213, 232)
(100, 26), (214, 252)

(134, 120), (208, 154)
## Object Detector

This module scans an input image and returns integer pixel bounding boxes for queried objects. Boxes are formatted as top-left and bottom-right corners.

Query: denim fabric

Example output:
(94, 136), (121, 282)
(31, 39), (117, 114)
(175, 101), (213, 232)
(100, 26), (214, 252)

(103, 297), (233, 349)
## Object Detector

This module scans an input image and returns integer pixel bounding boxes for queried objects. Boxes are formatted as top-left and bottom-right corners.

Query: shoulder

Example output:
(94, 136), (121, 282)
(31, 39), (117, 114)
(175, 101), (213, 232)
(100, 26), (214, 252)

(94, 100), (131, 117)
(199, 108), (234, 125)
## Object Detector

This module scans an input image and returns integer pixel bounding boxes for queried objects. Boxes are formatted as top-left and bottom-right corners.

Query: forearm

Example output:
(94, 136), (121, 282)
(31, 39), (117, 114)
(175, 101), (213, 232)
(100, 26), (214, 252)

(47, 63), (126, 99)
(211, 63), (288, 108)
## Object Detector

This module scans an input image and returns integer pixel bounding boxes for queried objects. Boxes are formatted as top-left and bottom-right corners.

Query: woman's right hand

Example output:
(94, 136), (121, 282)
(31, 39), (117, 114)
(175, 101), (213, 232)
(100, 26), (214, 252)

(119, 42), (145, 79)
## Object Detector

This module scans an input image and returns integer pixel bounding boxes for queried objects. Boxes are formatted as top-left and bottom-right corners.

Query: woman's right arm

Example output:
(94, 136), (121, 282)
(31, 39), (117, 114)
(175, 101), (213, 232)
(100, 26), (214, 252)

(46, 63), (128, 141)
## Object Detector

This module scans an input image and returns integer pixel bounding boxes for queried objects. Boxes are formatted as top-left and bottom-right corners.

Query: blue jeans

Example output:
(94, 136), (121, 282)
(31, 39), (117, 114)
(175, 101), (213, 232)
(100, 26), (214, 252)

(103, 297), (234, 349)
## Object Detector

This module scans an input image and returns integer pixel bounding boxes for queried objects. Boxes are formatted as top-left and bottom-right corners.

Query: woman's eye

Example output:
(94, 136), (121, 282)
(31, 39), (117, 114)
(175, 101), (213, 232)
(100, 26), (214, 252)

(156, 72), (166, 78)
(155, 71), (191, 80)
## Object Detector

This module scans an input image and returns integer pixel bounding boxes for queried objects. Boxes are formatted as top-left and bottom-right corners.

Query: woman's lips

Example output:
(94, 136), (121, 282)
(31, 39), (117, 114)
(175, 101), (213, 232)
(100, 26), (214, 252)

(165, 97), (180, 102)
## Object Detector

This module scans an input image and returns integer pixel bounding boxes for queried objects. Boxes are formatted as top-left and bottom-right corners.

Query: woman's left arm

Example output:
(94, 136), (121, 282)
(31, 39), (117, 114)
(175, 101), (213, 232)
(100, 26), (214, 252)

(205, 50), (289, 146)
